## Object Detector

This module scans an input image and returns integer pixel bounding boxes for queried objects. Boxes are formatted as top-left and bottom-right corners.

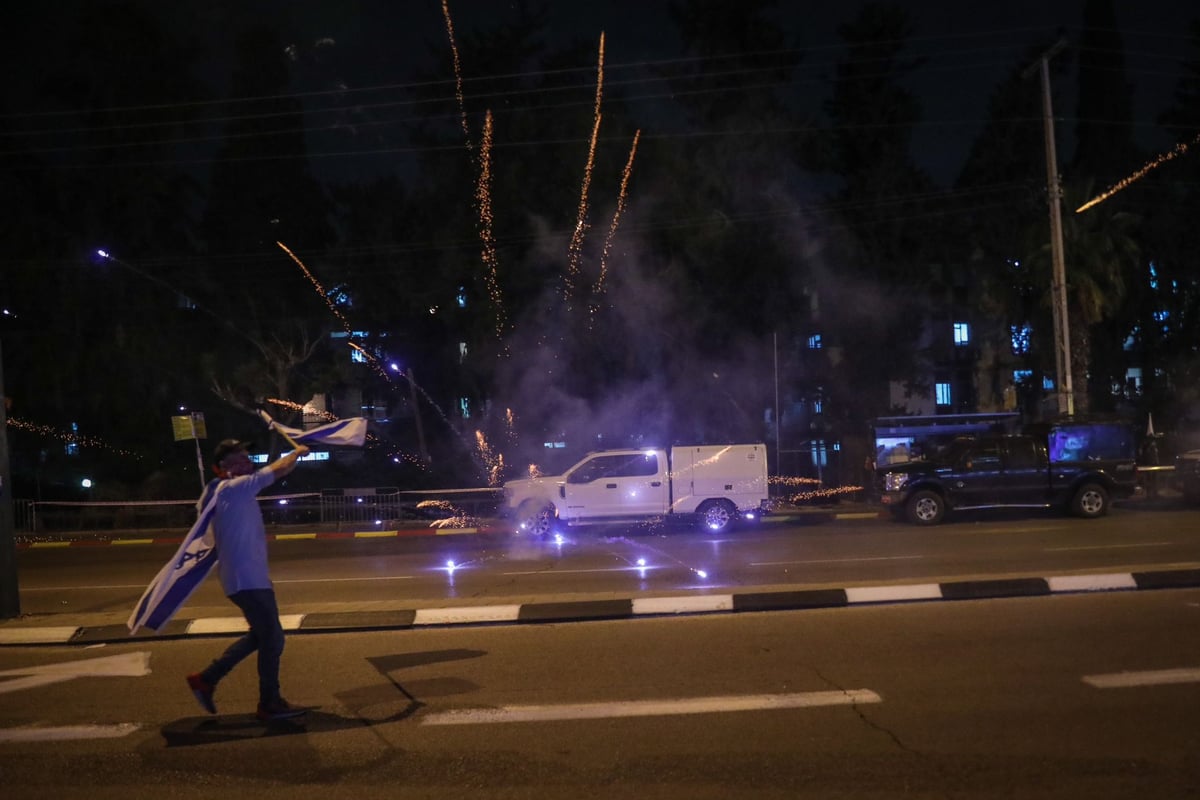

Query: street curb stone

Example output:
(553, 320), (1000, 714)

(2, 567), (1198, 647)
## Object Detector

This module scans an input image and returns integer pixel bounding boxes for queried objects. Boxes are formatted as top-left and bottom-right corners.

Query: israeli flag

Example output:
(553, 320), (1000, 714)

(126, 480), (223, 635)
(258, 410), (367, 447)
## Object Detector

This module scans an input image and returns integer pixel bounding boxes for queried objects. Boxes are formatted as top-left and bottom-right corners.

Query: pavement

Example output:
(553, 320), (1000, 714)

(5, 496), (1199, 648)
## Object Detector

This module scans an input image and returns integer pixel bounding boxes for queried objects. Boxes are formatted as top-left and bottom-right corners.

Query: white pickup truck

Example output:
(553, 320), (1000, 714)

(502, 443), (770, 534)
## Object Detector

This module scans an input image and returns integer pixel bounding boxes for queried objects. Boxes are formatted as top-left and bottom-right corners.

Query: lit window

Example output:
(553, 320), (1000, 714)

(953, 322), (970, 345)
(935, 383), (952, 406)
(1010, 324), (1031, 355)
(807, 334), (822, 349)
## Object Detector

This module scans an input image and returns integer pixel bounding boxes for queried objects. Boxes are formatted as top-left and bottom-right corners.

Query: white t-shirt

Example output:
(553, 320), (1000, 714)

(210, 469), (278, 596)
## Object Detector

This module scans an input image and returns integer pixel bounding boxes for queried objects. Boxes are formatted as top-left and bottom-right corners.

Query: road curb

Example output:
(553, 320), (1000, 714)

(3, 567), (1198, 647)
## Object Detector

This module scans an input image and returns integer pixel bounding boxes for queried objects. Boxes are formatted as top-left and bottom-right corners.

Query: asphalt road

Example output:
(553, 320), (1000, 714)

(1, 588), (1198, 798)
(11, 505), (1200, 621)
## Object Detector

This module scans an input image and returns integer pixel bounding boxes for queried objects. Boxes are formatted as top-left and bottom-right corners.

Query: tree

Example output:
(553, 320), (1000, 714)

(818, 2), (936, 425)
(1037, 183), (1140, 416)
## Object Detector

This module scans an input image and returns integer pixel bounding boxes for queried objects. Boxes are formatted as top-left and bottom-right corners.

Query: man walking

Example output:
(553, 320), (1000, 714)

(186, 437), (309, 721)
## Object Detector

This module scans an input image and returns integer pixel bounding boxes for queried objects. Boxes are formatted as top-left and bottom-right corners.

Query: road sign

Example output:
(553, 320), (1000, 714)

(171, 412), (207, 442)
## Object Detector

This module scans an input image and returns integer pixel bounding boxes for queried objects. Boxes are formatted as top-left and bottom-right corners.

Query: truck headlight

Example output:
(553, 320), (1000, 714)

(883, 472), (909, 492)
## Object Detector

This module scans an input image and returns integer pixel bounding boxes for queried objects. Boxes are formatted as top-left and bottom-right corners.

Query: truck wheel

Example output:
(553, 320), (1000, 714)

(697, 500), (737, 532)
(1071, 483), (1109, 518)
(906, 490), (945, 525)
(517, 501), (556, 536)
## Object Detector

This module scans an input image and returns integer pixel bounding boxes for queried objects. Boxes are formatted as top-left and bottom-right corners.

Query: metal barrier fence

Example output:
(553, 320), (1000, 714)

(13, 487), (503, 536)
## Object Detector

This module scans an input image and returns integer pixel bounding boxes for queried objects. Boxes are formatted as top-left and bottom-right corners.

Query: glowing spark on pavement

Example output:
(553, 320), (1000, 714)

(441, 0), (472, 150)
(1076, 131), (1200, 213)
(565, 33), (605, 307)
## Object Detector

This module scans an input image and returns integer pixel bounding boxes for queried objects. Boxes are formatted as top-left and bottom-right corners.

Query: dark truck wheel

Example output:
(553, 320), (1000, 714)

(906, 489), (945, 525)
(1071, 483), (1109, 518)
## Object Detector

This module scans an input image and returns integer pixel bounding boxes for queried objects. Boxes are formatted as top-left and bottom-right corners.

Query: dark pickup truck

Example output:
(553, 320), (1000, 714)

(877, 422), (1139, 525)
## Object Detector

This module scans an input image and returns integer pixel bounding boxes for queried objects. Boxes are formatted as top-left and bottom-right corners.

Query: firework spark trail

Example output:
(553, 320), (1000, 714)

(276, 241), (354, 335)
(593, 129), (641, 304)
(475, 430), (505, 486)
(565, 32), (606, 307)
(8, 418), (141, 458)
(1076, 131), (1200, 213)
(348, 341), (394, 383)
(475, 111), (505, 339)
(441, 0), (472, 151)
(267, 397), (338, 422)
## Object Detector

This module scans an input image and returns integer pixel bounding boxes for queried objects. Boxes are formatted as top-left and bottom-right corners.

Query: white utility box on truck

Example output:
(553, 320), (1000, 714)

(502, 443), (769, 534)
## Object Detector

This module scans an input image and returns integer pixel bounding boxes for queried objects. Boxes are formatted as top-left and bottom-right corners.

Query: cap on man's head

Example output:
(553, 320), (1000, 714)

(213, 438), (252, 465)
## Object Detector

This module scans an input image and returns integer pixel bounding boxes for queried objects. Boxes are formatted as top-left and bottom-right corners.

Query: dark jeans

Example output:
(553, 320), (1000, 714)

(200, 588), (285, 705)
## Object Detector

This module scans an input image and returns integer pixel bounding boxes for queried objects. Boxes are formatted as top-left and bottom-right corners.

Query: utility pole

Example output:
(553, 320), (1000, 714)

(1024, 38), (1074, 418)
(407, 368), (429, 463)
(0, 340), (19, 618)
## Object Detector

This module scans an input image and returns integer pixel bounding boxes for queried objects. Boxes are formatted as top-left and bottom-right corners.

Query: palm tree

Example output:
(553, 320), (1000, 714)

(1032, 181), (1141, 415)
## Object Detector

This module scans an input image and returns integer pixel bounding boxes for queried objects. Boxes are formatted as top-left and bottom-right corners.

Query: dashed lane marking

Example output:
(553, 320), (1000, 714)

(0, 723), (140, 742)
(421, 689), (882, 725)
(1083, 667), (1200, 689)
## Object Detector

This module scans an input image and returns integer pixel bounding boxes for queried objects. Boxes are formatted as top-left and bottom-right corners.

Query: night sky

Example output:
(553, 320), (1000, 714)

(188, 2), (1196, 184)
(10, 1), (1193, 189)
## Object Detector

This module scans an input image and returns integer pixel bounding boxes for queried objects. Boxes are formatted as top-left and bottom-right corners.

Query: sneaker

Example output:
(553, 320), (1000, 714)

(186, 673), (217, 715)
(256, 698), (306, 721)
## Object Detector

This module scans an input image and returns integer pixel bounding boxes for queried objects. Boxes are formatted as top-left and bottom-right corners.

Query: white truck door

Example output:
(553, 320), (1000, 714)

(562, 451), (667, 518)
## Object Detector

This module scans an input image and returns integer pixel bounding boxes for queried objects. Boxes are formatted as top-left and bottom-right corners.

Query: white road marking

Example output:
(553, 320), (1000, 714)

(1047, 573), (1138, 592)
(25, 574), (416, 592)
(0, 626), (81, 644)
(632, 594), (734, 615)
(273, 575), (414, 584)
(0, 723), (140, 742)
(751, 555), (924, 566)
(846, 584), (942, 603)
(186, 614), (305, 634)
(502, 567), (658, 576)
(421, 690), (882, 725)
(1045, 542), (1171, 552)
(1083, 667), (1200, 689)
(23, 584), (147, 592)
(414, 605), (522, 625)
(0, 651), (151, 695)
